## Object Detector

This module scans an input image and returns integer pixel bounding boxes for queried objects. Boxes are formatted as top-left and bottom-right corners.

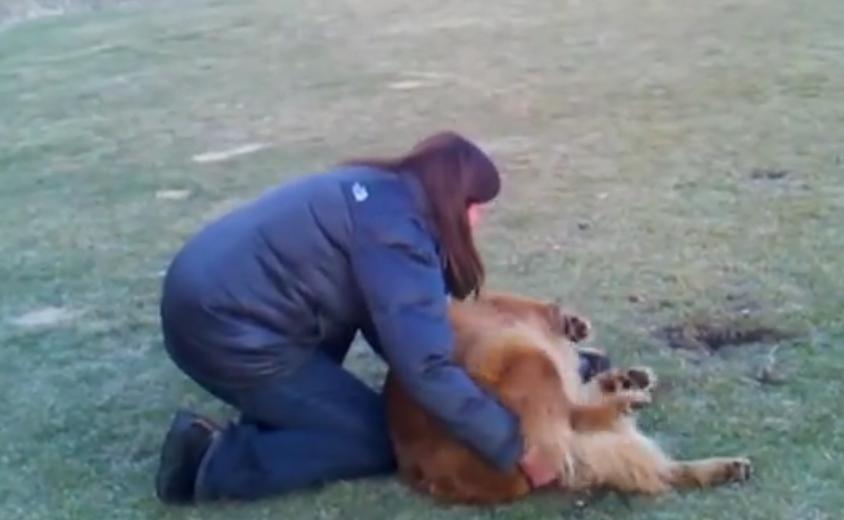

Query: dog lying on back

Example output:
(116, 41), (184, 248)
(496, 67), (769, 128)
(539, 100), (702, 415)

(384, 291), (751, 504)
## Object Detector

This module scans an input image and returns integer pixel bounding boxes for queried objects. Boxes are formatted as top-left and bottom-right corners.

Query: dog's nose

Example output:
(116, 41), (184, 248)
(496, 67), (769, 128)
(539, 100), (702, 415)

(578, 348), (611, 382)
(592, 353), (611, 373)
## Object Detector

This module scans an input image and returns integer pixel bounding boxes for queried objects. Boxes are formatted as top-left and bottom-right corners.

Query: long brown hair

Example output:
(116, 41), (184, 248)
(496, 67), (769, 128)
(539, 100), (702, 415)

(342, 131), (501, 299)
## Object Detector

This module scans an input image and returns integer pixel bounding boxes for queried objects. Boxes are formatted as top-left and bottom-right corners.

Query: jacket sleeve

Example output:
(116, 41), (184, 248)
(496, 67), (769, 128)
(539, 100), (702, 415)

(348, 208), (524, 470)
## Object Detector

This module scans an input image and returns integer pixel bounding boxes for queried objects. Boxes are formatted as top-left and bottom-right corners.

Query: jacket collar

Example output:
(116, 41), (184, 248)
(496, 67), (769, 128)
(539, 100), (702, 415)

(398, 171), (432, 220)
(398, 171), (450, 272)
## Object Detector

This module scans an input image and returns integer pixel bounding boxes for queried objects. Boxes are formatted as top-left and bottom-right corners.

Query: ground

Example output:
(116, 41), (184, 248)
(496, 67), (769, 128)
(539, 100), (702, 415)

(2, 0), (843, 518)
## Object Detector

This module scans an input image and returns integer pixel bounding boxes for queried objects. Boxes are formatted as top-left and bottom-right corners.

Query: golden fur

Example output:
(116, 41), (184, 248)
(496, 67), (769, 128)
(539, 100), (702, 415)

(384, 291), (751, 504)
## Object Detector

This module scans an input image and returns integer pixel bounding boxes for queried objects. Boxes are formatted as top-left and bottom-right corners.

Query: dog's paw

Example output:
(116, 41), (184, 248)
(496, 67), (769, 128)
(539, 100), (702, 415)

(596, 367), (657, 398)
(560, 313), (591, 343)
(626, 366), (658, 392)
(616, 389), (652, 414)
(626, 389), (652, 409)
(723, 457), (752, 483)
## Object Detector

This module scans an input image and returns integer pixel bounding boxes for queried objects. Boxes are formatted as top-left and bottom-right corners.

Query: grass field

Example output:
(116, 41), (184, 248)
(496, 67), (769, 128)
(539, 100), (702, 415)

(2, 0), (844, 518)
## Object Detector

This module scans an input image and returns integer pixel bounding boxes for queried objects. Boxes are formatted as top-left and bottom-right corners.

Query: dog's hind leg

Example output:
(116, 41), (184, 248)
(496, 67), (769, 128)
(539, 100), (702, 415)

(666, 457), (752, 489)
(569, 429), (751, 494)
(567, 429), (674, 495)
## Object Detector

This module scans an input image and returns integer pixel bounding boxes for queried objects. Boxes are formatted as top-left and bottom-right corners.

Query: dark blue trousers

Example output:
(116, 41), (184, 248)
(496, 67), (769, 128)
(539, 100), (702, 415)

(172, 344), (396, 501)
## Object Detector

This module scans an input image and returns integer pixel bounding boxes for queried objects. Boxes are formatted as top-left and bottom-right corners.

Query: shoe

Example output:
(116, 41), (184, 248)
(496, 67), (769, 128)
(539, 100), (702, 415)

(155, 410), (219, 504)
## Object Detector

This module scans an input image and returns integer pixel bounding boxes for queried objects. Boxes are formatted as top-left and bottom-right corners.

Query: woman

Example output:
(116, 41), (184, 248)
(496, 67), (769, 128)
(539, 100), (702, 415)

(154, 131), (559, 504)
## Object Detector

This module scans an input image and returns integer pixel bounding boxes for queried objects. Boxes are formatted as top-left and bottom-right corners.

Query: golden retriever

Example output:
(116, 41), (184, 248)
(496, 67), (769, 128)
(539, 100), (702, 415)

(384, 291), (752, 504)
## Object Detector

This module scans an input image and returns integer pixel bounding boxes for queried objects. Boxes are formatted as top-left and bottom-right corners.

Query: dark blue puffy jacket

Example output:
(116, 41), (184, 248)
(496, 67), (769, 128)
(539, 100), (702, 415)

(159, 165), (523, 469)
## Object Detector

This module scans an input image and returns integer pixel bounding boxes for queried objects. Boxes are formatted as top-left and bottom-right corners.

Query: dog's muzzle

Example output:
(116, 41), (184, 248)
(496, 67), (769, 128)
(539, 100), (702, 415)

(578, 348), (611, 382)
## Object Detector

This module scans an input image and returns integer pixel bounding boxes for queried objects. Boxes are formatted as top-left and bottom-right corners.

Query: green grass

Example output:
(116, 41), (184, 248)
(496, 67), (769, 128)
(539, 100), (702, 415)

(2, 0), (844, 518)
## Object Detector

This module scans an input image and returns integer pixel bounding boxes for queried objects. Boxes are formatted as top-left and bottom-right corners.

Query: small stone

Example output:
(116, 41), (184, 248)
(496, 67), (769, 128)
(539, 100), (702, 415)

(387, 80), (426, 90)
(155, 189), (191, 200)
(192, 143), (267, 164)
(754, 365), (787, 386)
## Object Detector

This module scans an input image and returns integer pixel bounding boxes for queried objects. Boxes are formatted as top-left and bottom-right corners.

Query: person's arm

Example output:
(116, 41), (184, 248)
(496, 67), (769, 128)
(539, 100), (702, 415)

(349, 212), (523, 470)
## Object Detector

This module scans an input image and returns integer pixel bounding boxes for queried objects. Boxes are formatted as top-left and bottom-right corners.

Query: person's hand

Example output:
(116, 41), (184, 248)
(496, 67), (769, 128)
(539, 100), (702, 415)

(518, 445), (558, 488)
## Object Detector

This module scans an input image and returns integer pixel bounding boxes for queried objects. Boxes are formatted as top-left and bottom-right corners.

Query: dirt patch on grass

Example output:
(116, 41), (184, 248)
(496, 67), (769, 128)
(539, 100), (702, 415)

(750, 168), (791, 180)
(656, 316), (796, 352)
